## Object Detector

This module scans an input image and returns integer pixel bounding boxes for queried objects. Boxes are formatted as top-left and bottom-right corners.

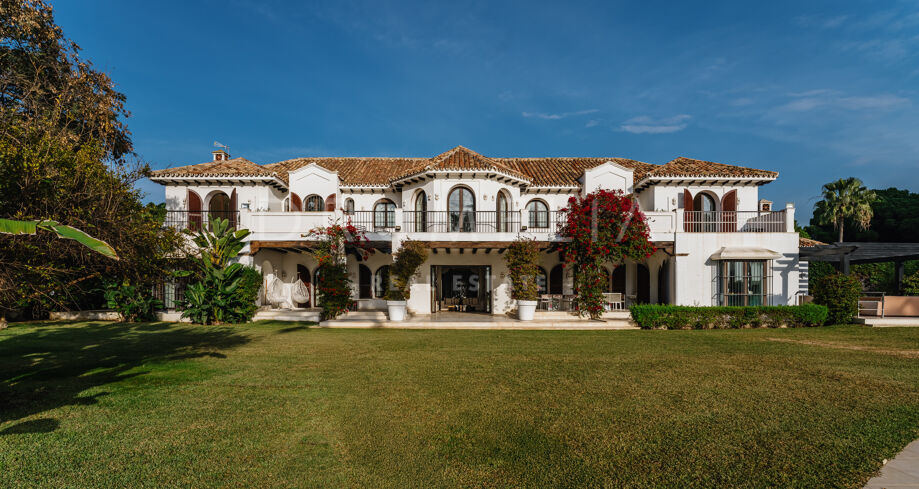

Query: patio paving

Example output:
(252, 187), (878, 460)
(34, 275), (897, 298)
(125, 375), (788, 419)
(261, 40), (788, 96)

(864, 439), (919, 488)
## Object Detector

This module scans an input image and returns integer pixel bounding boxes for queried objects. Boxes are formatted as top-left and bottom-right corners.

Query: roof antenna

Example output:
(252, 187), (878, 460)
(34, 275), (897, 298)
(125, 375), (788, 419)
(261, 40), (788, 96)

(212, 141), (230, 161)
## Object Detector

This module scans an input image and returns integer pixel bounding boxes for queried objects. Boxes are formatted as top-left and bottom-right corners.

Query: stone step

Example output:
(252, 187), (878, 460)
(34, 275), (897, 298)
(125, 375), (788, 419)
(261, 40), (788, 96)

(343, 310), (389, 320)
(253, 309), (320, 322)
(317, 319), (638, 330)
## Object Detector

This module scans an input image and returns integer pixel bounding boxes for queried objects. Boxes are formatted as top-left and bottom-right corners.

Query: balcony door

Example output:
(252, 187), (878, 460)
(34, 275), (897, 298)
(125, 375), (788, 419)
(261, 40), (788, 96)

(448, 187), (475, 232)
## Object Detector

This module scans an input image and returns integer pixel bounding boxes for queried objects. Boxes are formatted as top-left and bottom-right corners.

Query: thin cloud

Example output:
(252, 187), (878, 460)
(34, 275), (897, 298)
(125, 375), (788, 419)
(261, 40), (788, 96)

(778, 92), (909, 112)
(521, 109), (600, 120)
(619, 115), (691, 134)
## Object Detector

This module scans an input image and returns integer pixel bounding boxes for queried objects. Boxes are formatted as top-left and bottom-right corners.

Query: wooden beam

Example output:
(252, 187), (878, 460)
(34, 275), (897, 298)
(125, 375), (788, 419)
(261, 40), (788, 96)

(497, 248), (507, 254)
(484, 248), (492, 254)
(459, 248), (464, 254)
(471, 248), (477, 254)
(445, 248), (451, 254)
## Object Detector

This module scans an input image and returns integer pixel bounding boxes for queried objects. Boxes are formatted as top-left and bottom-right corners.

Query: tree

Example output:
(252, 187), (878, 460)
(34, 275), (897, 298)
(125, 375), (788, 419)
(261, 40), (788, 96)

(813, 177), (877, 243)
(504, 238), (540, 302)
(386, 240), (428, 301)
(1, 1), (185, 318)
(558, 189), (655, 320)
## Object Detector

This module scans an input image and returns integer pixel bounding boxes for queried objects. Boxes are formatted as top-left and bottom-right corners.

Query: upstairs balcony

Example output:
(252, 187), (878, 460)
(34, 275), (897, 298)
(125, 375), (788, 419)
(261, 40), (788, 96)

(162, 205), (794, 244)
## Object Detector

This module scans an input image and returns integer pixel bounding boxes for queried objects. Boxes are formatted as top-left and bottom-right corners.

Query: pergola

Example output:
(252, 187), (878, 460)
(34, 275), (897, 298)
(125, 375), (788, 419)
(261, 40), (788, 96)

(799, 242), (919, 291)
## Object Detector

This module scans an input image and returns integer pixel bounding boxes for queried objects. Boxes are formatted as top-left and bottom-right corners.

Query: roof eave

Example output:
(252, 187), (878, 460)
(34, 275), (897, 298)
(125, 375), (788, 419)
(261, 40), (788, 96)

(149, 175), (289, 190)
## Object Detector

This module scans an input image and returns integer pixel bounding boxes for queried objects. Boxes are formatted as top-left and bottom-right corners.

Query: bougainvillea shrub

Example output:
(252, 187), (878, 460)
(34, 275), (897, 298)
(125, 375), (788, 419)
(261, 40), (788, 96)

(558, 189), (655, 319)
(307, 221), (373, 320)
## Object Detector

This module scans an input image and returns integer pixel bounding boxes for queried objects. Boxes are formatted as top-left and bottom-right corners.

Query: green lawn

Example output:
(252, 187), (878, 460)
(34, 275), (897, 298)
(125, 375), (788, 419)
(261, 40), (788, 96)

(1, 322), (918, 488)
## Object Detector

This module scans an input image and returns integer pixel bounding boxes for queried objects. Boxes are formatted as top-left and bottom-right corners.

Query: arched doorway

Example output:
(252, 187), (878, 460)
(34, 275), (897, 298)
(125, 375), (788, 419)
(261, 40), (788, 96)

(636, 264), (651, 304)
(374, 265), (390, 298)
(526, 199), (549, 229)
(208, 191), (235, 228)
(549, 264), (564, 294)
(496, 191), (510, 232)
(448, 186), (475, 232)
(414, 191), (427, 232)
(611, 266), (626, 295)
(296, 264), (311, 307)
(358, 264), (372, 299)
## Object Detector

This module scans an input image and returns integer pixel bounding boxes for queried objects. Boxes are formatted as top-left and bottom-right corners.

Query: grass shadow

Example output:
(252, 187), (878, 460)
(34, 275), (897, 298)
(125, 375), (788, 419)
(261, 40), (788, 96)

(0, 321), (250, 427)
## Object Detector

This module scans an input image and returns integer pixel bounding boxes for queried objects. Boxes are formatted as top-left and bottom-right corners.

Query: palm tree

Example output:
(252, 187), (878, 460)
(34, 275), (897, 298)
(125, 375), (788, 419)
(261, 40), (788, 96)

(814, 177), (877, 243)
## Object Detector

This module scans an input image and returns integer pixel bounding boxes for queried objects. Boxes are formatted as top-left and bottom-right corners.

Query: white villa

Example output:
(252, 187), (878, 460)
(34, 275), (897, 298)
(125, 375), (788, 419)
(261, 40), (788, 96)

(150, 145), (802, 316)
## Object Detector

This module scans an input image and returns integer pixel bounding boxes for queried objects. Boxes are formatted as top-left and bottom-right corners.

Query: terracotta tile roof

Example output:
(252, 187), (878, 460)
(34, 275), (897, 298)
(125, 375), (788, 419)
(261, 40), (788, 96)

(151, 148), (778, 188)
(646, 157), (778, 179)
(264, 157), (426, 186)
(498, 157), (656, 187)
(392, 146), (530, 182)
(149, 158), (277, 179)
(799, 237), (826, 248)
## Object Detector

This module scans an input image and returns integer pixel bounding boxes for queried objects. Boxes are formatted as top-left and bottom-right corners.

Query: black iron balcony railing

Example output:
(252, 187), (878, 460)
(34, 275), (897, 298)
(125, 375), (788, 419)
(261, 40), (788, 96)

(164, 210), (239, 231)
(346, 210), (396, 232)
(683, 210), (786, 233)
(403, 211), (521, 233)
(524, 210), (566, 233)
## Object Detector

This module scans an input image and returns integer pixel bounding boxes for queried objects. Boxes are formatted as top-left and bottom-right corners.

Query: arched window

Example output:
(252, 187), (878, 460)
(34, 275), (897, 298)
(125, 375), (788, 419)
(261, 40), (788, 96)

(305, 194), (324, 212)
(448, 186), (475, 232)
(414, 191), (427, 232)
(358, 264), (372, 299)
(374, 265), (390, 298)
(526, 200), (549, 229)
(496, 192), (510, 232)
(282, 197), (290, 212)
(344, 198), (355, 215)
(209, 192), (231, 213)
(693, 192), (718, 231)
(549, 264), (564, 295)
(374, 199), (396, 229)
(536, 267), (548, 295)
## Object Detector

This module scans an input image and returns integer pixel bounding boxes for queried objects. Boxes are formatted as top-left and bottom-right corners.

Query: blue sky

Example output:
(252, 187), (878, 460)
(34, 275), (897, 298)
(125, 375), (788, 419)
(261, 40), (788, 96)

(54, 0), (919, 221)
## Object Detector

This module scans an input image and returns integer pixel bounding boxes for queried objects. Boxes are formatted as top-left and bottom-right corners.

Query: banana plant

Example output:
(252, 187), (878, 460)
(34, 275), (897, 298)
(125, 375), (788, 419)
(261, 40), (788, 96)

(0, 218), (118, 259)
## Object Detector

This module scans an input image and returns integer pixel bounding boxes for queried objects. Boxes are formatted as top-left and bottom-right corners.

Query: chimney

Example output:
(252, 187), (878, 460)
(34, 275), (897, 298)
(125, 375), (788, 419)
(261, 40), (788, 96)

(212, 149), (230, 161)
(758, 199), (773, 212)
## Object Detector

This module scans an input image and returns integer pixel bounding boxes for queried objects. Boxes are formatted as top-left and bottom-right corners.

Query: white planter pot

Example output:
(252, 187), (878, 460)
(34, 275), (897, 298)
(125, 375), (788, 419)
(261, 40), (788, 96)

(517, 300), (538, 321)
(387, 300), (408, 321)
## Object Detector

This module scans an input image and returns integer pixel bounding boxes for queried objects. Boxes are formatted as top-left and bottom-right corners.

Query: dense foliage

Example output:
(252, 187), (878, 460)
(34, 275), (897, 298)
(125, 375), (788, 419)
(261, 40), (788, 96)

(308, 221), (372, 320)
(103, 280), (162, 322)
(179, 217), (257, 325)
(903, 271), (919, 296)
(0, 1), (185, 319)
(504, 238), (541, 301)
(559, 189), (655, 319)
(629, 304), (828, 329)
(808, 187), (919, 243)
(812, 273), (862, 325)
(386, 240), (428, 301)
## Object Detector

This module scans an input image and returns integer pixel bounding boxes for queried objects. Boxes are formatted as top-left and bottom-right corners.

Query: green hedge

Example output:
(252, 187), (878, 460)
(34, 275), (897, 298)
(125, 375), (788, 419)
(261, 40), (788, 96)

(812, 273), (861, 324)
(629, 304), (829, 330)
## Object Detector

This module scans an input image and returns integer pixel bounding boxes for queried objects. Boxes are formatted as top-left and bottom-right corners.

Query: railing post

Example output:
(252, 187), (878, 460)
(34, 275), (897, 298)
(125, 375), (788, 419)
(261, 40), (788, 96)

(784, 203), (795, 233)
(394, 208), (403, 231)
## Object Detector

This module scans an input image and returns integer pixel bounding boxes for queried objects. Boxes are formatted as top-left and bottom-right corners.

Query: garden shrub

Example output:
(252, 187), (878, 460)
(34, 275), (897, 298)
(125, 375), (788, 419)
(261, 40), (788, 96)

(307, 221), (372, 320)
(903, 271), (919, 296)
(504, 238), (540, 301)
(103, 280), (162, 322)
(386, 240), (429, 301)
(812, 273), (862, 324)
(629, 304), (829, 330)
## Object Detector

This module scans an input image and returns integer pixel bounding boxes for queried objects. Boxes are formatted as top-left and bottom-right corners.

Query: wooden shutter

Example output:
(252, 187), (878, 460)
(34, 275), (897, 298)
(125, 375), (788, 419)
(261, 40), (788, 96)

(325, 194), (336, 211)
(290, 193), (302, 212)
(229, 189), (238, 228)
(187, 190), (202, 231)
(721, 190), (737, 232)
(682, 189), (694, 232)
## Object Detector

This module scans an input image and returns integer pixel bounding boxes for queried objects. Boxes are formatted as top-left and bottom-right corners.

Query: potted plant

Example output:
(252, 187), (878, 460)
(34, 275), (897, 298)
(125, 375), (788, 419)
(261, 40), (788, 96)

(505, 238), (540, 320)
(385, 240), (429, 321)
